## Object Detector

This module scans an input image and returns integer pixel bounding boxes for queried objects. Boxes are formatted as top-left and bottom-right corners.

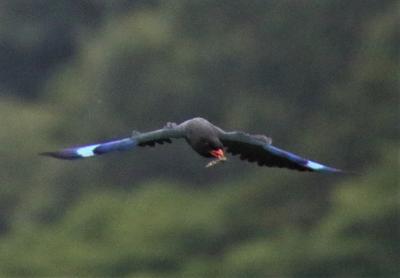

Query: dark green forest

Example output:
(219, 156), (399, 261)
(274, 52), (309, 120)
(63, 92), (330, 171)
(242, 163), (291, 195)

(0, 0), (398, 277)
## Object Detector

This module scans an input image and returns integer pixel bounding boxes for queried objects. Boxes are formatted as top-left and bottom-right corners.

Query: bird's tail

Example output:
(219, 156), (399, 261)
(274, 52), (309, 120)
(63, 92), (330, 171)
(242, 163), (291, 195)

(40, 137), (136, 160)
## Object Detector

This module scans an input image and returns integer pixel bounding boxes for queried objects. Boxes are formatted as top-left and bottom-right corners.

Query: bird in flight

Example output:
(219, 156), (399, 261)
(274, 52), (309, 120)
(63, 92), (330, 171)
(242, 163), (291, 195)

(41, 117), (341, 173)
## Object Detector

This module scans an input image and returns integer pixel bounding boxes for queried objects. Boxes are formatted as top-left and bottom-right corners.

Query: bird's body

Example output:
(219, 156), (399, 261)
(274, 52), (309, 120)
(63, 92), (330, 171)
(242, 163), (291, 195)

(181, 118), (224, 158)
(41, 117), (342, 173)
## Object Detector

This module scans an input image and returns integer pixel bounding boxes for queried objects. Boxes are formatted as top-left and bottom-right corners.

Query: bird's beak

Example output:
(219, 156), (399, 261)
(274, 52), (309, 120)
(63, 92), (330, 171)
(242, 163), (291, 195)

(210, 148), (225, 159)
(206, 148), (227, 168)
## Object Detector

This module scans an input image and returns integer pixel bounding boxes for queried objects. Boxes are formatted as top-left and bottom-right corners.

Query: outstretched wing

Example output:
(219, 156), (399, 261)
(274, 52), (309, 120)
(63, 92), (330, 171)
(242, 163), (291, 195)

(40, 127), (184, 160)
(219, 131), (341, 173)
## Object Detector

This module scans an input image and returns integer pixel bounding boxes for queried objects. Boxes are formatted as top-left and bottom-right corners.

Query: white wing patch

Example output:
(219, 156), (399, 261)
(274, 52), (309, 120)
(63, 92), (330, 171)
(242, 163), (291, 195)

(76, 144), (101, 157)
(306, 161), (325, 170)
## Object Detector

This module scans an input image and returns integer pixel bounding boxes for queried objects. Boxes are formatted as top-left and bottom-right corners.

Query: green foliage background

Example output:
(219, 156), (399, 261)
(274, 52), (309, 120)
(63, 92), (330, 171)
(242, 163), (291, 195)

(0, 0), (398, 277)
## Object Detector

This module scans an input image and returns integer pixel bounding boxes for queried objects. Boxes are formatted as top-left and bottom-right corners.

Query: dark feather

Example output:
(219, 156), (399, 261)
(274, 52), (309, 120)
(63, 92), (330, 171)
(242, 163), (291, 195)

(41, 127), (183, 160)
(219, 131), (340, 172)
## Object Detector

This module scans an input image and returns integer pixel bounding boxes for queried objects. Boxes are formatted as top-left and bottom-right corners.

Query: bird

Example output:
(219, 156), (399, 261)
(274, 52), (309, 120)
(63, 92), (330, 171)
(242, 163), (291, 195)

(40, 117), (342, 173)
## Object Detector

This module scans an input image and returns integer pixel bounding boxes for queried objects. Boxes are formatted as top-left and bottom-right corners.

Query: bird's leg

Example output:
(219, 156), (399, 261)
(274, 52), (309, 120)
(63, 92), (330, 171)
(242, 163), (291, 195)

(205, 156), (227, 168)
(164, 122), (178, 129)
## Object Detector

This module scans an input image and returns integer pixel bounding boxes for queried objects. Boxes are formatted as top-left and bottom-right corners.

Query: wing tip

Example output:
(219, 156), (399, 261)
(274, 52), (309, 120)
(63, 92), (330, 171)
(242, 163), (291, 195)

(39, 151), (82, 160)
(39, 138), (135, 160)
(306, 161), (343, 174)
